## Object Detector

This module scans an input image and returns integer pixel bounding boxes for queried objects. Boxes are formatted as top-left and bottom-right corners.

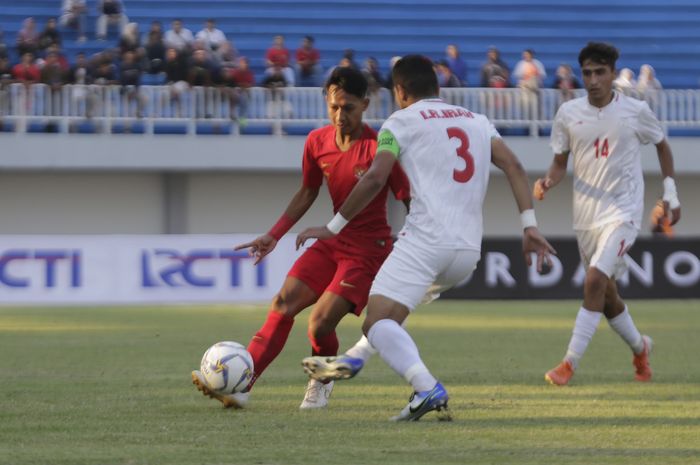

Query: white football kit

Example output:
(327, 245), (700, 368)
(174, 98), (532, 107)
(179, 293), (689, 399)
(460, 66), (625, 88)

(551, 92), (665, 277)
(370, 98), (500, 309)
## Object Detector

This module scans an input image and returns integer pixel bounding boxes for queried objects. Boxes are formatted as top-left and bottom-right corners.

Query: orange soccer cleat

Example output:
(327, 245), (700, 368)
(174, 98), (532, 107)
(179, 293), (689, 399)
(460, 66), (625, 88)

(633, 335), (653, 382)
(545, 360), (575, 386)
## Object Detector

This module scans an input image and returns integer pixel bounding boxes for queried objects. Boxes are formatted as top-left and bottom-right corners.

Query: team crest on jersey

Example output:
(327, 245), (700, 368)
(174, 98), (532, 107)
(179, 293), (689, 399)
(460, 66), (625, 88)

(354, 165), (367, 178)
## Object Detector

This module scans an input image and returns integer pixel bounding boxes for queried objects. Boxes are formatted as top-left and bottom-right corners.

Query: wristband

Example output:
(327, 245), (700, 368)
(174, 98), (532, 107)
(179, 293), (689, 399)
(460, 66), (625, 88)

(520, 209), (538, 229)
(326, 212), (349, 235)
(267, 213), (295, 241)
(662, 177), (680, 209)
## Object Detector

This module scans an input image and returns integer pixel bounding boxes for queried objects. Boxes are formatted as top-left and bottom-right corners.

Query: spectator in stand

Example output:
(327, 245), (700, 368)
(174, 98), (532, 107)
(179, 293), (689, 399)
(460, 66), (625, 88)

(38, 18), (62, 51)
(0, 55), (11, 79)
(295, 35), (320, 87)
(637, 64), (662, 94)
(229, 56), (254, 120)
(118, 22), (142, 55)
(362, 56), (384, 94)
(195, 19), (226, 53)
(552, 63), (580, 104)
(445, 44), (467, 86)
(163, 47), (189, 117)
(60, 0), (87, 42)
(513, 48), (546, 120)
(12, 52), (40, 84)
(44, 44), (70, 72)
(16, 18), (39, 57)
(435, 59), (461, 87)
(265, 35), (295, 86)
(40, 51), (66, 92)
(262, 63), (291, 118)
(164, 19), (193, 53)
(188, 48), (214, 87)
(513, 48), (546, 90)
(120, 50), (144, 116)
(480, 46), (509, 88)
(91, 51), (118, 85)
(143, 21), (165, 74)
(342, 48), (359, 70)
(213, 40), (238, 70)
(613, 68), (636, 93)
(96, 0), (128, 40)
(69, 52), (95, 117)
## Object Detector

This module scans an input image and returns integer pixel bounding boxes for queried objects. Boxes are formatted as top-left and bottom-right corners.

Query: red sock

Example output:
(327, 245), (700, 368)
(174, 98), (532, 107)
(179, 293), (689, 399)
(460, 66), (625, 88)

(246, 310), (294, 389)
(308, 329), (339, 356)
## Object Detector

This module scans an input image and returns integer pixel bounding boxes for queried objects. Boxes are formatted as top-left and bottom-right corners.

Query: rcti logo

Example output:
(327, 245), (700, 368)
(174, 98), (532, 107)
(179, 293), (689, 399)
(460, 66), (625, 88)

(141, 249), (266, 288)
(0, 249), (81, 288)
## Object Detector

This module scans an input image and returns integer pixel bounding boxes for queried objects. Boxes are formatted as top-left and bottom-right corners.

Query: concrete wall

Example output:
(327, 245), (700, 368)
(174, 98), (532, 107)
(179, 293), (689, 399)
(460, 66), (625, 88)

(0, 134), (697, 237)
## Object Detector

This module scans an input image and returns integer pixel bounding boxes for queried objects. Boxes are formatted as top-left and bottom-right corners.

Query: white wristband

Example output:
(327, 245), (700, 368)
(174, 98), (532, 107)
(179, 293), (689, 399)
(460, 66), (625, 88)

(662, 177), (680, 209)
(326, 212), (349, 235)
(520, 209), (538, 229)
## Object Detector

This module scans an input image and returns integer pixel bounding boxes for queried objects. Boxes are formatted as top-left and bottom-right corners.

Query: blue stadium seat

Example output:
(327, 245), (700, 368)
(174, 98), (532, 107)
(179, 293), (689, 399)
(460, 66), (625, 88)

(153, 123), (187, 134)
(196, 122), (232, 135)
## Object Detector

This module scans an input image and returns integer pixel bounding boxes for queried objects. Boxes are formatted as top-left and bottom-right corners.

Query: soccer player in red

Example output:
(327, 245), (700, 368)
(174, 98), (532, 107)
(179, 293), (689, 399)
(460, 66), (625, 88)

(192, 66), (410, 409)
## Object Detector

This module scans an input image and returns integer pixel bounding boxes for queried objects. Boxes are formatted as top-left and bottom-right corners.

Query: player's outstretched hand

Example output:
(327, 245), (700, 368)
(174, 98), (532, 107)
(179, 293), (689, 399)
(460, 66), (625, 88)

(234, 234), (277, 265)
(296, 226), (334, 250)
(523, 227), (557, 273)
(533, 177), (553, 201)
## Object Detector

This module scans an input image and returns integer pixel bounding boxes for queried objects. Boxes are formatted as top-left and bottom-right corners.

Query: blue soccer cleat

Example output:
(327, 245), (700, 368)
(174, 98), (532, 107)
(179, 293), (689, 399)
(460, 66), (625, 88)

(390, 382), (452, 422)
(301, 355), (364, 382)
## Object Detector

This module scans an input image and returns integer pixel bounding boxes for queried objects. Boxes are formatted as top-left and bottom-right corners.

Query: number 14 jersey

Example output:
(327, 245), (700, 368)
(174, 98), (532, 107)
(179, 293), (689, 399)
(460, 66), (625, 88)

(550, 92), (664, 231)
(378, 98), (500, 251)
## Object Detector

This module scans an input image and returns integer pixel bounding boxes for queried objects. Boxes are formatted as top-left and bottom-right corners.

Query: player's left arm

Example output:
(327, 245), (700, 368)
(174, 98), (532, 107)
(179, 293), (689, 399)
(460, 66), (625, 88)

(655, 138), (681, 225)
(491, 137), (556, 272)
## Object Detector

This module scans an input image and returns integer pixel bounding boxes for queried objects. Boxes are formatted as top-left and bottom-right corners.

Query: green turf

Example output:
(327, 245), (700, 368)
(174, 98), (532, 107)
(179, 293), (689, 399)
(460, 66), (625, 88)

(1, 300), (699, 465)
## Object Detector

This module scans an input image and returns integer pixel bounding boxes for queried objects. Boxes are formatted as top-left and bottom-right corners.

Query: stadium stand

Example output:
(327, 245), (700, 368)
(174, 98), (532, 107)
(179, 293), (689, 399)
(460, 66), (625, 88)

(1, 0), (700, 87)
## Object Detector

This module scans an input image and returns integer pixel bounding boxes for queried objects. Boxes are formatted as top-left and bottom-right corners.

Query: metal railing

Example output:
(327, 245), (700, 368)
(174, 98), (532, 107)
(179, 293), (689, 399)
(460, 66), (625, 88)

(0, 83), (698, 135)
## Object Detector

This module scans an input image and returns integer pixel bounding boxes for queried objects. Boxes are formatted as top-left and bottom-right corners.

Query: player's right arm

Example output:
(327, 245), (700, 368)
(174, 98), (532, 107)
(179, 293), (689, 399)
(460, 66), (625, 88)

(533, 152), (569, 200)
(491, 137), (556, 273)
(235, 185), (320, 265)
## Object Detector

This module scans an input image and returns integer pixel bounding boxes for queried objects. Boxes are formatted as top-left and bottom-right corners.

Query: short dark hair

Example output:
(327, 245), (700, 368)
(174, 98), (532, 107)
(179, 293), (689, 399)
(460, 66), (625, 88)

(578, 42), (619, 69)
(391, 55), (439, 99)
(324, 66), (368, 99)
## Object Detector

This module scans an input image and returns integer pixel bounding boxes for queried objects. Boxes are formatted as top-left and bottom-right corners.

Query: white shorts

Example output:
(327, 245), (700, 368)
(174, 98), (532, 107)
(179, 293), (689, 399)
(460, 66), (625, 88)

(369, 234), (480, 311)
(576, 221), (638, 279)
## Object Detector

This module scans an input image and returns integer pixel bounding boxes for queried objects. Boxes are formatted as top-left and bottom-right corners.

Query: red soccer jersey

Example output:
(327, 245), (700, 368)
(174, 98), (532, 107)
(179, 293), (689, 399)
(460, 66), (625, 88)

(302, 124), (410, 250)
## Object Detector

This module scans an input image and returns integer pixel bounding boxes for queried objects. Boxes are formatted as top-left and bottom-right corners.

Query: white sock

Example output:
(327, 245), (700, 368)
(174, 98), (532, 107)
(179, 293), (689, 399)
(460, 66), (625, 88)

(344, 335), (377, 361)
(367, 319), (437, 392)
(607, 306), (644, 354)
(564, 307), (603, 370)
(345, 320), (407, 361)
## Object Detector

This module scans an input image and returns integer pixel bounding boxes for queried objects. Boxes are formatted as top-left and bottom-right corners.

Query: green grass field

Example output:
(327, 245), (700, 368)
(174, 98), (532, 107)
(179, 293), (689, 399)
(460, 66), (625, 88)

(1, 300), (699, 465)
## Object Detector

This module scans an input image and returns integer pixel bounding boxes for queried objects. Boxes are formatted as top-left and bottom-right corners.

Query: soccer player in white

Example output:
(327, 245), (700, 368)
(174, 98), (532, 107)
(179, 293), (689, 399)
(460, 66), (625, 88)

(534, 42), (681, 386)
(296, 55), (555, 421)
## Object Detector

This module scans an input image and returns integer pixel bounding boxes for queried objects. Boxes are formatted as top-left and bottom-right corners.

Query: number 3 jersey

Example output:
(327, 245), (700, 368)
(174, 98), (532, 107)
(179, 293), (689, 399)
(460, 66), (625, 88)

(378, 98), (500, 251)
(550, 92), (664, 231)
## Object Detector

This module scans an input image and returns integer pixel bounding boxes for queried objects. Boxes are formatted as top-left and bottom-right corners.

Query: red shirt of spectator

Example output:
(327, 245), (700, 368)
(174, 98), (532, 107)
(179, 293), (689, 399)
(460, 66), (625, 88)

(12, 54), (40, 82)
(265, 35), (290, 68)
(230, 57), (255, 87)
(296, 36), (320, 75)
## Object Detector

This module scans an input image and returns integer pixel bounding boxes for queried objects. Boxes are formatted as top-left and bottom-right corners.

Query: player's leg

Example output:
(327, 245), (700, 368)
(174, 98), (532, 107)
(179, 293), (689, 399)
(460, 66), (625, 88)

(546, 228), (608, 385)
(192, 275), (318, 408)
(300, 291), (355, 409)
(363, 244), (476, 421)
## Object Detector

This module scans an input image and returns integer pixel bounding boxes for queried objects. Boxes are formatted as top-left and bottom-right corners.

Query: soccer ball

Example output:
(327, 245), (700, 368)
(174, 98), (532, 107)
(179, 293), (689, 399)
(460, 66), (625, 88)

(199, 341), (254, 394)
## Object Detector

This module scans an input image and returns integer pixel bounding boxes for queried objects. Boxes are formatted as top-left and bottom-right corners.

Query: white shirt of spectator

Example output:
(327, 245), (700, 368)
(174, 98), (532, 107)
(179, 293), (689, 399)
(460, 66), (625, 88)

(164, 28), (194, 51)
(550, 92), (665, 231)
(380, 98), (500, 251)
(195, 27), (227, 50)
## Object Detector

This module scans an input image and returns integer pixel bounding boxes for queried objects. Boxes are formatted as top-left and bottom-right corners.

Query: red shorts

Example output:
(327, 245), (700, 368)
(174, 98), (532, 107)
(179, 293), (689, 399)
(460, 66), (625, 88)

(288, 237), (392, 315)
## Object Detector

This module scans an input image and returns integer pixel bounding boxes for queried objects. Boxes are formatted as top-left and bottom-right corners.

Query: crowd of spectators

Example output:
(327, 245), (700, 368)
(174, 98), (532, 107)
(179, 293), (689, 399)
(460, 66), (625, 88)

(0, 6), (669, 123)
